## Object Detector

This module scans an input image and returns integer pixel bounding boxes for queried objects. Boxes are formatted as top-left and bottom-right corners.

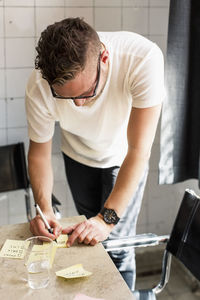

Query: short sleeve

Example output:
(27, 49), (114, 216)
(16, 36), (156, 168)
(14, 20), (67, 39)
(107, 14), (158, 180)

(25, 78), (56, 143)
(130, 44), (165, 108)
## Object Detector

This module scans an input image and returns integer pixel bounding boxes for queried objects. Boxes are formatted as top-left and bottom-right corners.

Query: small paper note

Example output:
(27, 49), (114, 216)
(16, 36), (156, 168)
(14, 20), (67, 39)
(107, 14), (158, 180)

(56, 264), (92, 279)
(0, 239), (29, 259)
(73, 294), (105, 300)
(56, 234), (68, 248)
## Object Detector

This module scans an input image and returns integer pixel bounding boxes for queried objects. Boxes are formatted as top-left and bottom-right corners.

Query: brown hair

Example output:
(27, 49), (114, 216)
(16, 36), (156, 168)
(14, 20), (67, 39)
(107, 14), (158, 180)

(35, 17), (101, 85)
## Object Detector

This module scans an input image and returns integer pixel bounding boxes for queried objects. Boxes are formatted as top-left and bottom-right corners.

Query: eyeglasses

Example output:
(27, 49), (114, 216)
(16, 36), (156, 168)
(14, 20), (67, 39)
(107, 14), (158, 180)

(50, 53), (101, 100)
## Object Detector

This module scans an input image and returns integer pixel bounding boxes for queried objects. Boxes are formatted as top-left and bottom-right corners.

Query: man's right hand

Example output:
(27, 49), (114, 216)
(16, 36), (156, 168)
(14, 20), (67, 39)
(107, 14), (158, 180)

(30, 213), (62, 241)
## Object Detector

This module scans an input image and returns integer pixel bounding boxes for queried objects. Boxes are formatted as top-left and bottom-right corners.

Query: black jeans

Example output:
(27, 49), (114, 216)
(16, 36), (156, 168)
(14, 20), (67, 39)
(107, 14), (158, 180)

(63, 153), (148, 290)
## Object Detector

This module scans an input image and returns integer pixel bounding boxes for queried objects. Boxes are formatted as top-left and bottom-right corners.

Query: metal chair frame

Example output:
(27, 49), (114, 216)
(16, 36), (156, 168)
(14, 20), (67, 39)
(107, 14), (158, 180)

(103, 233), (172, 298)
(103, 190), (200, 298)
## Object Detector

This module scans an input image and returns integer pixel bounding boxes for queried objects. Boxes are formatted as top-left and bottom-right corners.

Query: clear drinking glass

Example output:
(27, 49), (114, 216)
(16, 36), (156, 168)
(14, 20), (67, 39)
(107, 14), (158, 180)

(24, 236), (53, 289)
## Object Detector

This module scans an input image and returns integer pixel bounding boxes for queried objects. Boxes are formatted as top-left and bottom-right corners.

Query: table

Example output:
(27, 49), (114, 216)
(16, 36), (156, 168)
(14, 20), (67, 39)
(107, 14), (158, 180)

(0, 215), (135, 300)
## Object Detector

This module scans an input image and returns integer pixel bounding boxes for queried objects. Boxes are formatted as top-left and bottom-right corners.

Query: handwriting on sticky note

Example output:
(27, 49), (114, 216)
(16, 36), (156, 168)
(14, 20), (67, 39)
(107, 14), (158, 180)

(0, 239), (29, 259)
(73, 294), (105, 300)
(56, 264), (92, 279)
(43, 234), (68, 248)
(56, 234), (68, 248)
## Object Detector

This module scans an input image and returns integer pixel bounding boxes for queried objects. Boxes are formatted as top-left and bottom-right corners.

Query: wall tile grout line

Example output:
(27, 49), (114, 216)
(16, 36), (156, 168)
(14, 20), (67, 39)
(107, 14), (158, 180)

(3, 1), (8, 144)
(34, 0), (37, 57)
(92, 0), (95, 28)
(120, 0), (123, 31)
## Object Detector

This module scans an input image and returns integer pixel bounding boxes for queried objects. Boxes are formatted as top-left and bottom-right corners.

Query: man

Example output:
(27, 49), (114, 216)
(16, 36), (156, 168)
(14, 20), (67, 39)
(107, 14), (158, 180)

(25, 17), (164, 291)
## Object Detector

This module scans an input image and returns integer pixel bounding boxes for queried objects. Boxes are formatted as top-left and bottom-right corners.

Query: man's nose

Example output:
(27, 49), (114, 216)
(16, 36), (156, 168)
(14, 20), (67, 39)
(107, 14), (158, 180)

(73, 99), (86, 106)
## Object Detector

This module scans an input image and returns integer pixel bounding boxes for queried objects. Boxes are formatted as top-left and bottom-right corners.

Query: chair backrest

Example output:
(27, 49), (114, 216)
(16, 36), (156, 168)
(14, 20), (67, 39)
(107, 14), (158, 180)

(0, 143), (29, 193)
(166, 189), (200, 281)
(152, 189), (200, 296)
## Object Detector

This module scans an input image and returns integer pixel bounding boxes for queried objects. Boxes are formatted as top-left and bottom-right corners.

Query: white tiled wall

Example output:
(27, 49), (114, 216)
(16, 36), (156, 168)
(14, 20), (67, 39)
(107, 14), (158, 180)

(65, 7), (93, 26)
(0, 0), (198, 238)
(95, 7), (121, 31)
(4, 0), (34, 6)
(5, 7), (35, 37)
(122, 7), (148, 35)
(122, 0), (149, 6)
(36, 0), (64, 6)
(0, 99), (6, 128)
(149, 7), (169, 34)
(36, 7), (65, 36)
(6, 68), (33, 97)
(0, 39), (4, 68)
(5, 38), (35, 68)
(0, 8), (4, 37)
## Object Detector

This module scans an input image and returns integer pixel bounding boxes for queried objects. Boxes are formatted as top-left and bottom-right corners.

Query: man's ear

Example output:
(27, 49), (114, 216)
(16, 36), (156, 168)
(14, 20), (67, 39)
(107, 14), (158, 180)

(101, 50), (109, 64)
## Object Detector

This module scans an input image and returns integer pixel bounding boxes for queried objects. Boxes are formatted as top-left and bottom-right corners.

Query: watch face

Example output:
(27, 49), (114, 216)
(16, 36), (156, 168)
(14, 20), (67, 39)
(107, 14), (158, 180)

(103, 209), (119, 224)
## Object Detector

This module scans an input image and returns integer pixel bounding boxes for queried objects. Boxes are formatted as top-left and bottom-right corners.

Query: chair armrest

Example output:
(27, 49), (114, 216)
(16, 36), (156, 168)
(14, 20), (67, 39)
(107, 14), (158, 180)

(102, 233), (169, 251)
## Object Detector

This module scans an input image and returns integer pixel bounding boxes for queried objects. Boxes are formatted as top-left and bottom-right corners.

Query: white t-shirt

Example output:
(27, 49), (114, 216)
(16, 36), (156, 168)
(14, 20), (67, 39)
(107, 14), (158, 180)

(25, 31), (164, 168)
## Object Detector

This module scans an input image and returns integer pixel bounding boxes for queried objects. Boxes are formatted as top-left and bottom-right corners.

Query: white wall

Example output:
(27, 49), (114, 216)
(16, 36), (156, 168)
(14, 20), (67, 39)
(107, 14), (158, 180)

(0, 0), (199, 234)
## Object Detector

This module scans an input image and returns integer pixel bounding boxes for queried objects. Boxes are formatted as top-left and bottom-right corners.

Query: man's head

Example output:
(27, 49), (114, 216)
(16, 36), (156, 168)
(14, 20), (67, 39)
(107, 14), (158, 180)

(35, 17), (101, 86)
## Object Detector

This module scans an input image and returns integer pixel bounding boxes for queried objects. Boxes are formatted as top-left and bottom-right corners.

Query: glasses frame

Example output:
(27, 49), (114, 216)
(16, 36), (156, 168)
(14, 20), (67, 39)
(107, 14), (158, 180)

(50, 53), (101, 100)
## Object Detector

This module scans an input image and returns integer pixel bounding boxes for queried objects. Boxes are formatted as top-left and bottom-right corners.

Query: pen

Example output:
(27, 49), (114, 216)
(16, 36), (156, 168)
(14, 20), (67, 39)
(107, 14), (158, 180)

(35, 204), (57, 243)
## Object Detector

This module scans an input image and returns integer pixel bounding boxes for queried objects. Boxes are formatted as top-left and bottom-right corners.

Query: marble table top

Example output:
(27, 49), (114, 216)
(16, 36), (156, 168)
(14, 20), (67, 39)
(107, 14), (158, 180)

(0, 215), (135, 300)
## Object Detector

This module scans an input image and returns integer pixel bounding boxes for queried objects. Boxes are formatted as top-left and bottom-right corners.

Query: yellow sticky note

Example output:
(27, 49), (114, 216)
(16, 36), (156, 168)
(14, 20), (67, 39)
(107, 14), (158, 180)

(56, 264), (92, 279)
(0, 239), (29, 259)
(56, 234), (68, 248)
(27, 242), (57, 268)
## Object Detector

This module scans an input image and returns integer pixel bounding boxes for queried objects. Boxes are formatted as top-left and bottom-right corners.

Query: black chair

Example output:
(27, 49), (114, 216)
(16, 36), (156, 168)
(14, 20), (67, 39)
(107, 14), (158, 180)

(52, 193), (62, 219)
(0, 142), (61, 222)
(103, 189), (200, 300)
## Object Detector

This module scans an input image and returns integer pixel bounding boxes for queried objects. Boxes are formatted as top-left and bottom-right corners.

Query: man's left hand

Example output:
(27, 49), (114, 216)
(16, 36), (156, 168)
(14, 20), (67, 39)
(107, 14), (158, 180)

(62, 215), (114, 247)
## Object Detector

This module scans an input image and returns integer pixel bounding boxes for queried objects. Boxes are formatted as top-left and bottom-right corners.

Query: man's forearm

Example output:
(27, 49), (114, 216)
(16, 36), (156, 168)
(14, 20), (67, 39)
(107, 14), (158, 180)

(104, 105), (161, 217)
(103, 147), (149, 217)
(28, 155), (54, 215)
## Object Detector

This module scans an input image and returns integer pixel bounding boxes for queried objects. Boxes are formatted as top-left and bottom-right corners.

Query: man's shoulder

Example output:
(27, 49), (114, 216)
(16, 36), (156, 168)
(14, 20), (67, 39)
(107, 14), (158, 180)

(98, 31), (142, 45)
(26, 69), (48, 94)
(27, 68), (43, 84)
(98, 31), (156, 58)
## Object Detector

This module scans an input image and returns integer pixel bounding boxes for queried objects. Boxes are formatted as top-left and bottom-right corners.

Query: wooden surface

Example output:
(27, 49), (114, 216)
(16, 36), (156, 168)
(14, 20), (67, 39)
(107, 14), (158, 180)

(0, 216), (135, 300)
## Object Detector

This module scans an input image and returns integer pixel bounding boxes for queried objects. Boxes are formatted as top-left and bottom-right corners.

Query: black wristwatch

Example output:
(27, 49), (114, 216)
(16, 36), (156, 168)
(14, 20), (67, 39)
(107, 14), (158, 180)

(100, 207), (120, 225)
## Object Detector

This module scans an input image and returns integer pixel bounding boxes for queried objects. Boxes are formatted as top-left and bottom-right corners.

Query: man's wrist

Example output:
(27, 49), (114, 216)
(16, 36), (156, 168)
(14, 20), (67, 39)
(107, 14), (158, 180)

(35, 205), (55, 218)
(97, 213), (115, 228)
